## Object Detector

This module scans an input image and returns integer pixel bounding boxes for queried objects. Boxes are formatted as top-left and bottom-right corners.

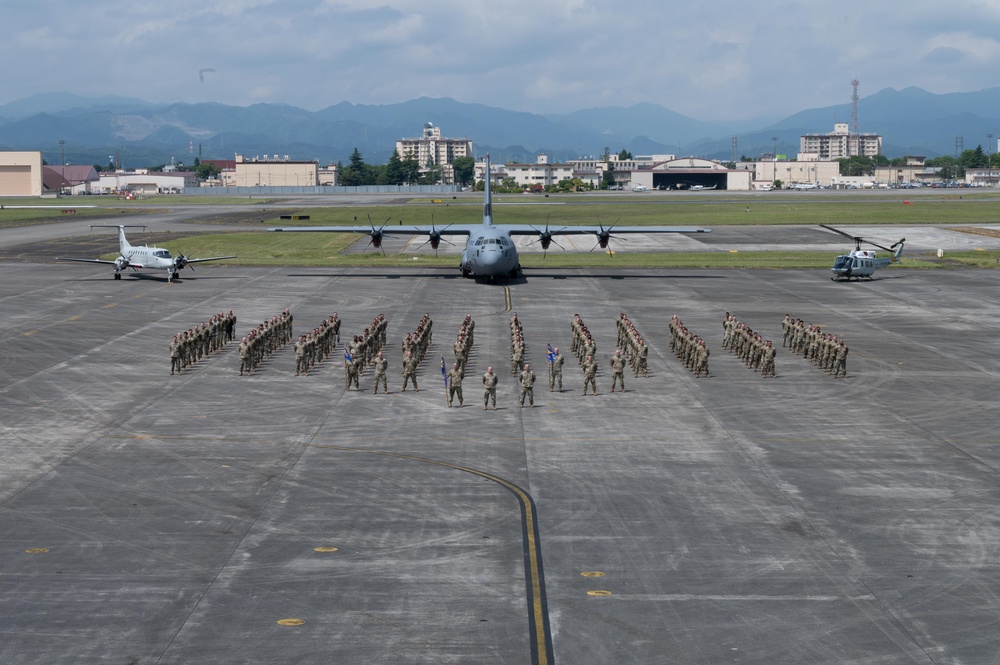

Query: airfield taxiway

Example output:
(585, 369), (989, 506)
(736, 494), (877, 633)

(3, 262), (1000, 664)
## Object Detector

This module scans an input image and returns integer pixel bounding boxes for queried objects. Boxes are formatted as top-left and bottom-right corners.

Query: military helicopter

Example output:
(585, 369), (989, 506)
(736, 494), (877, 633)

(820, 225), (905, 281)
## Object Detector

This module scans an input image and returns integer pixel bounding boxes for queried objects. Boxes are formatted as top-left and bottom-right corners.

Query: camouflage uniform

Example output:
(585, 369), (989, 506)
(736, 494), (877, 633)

(519, 365), (536, 407)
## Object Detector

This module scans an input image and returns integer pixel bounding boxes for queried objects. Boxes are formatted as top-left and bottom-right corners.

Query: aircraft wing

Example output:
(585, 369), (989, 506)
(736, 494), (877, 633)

(183, 255), (237, 264)
(268, 225), (475, 236)
(268, 224), (475, 252)
(504, 225), (710, 236)
(57, 257), (120, 265)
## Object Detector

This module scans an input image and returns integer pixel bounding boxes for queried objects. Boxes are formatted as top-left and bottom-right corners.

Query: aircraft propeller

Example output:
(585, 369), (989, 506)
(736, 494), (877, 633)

(527, 220), (567, 258)
(416, 216), (455, 257)
(590, 219), (627, 254)
(365, 215), (397, 255)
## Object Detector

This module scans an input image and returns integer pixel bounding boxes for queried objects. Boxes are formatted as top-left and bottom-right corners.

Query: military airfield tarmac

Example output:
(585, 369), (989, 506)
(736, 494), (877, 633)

(3, 206), (1000, 663)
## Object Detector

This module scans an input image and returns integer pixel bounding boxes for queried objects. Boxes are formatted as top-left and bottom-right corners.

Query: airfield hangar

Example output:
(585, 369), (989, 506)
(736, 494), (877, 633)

(628, 157), (752, 191)
(0, 151), (44, 196)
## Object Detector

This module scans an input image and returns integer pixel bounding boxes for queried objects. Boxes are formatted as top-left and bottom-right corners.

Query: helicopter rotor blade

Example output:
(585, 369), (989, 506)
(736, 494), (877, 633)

(819, 224), (862, 242)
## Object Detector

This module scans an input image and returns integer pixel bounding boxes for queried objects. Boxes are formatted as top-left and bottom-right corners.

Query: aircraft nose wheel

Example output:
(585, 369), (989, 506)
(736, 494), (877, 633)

(114, 273), (121, 280)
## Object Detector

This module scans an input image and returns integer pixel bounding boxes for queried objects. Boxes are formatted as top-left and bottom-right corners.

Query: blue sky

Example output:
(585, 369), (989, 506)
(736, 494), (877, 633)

(6, 0), (1000, 121)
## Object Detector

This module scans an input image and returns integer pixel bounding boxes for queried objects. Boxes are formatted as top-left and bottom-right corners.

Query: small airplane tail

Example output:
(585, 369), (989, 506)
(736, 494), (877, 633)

(483, 155), (493, 227)
(117, 225), (130, 255)
(89, 224), (144, 256)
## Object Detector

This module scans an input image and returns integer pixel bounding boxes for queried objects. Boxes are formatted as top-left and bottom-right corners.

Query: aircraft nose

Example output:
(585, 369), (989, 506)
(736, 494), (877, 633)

(478, 249), (504, 275)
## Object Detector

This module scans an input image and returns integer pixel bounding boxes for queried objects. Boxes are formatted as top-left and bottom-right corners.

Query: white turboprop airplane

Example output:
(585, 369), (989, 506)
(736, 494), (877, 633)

(59, 225), (236, 282)
(269, 157), (710, 280)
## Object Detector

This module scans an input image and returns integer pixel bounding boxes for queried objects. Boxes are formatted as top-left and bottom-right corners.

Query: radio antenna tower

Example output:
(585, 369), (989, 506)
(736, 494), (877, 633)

(849, 79), (861, 157)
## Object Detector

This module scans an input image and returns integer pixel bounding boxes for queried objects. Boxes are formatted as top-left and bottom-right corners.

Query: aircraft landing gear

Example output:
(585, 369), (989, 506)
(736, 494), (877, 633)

(114, 272), (122, 280)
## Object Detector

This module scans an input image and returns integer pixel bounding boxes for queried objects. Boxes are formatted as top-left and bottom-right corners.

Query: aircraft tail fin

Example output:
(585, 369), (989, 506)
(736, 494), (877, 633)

(483, 154), (493, 227)
(89, 224), (145, 254)
(892, 238), (905, 263)
(117, 225), (129, 254)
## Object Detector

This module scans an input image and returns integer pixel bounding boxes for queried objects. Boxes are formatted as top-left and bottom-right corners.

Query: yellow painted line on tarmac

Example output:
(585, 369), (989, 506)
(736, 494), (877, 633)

(503, 286), (511, 312)
(580, 571), (605, 578)
(277, 618), (306, 626)
(66, 315), (82, 321)
(24, 548), (49, 554)
(308, 444), (554, 665)
(314, 546), (339, 553)
(22, 329), (40, 336)
(587, 590), (612, 597)
(101, 303), (117, 309)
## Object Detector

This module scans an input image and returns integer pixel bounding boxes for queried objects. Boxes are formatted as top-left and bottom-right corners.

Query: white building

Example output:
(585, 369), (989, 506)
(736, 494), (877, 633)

(92, 170), (196, 194)
(396, 123), (473, 185)
(503, 155), (576, 189)
(800, 123), (881, 159)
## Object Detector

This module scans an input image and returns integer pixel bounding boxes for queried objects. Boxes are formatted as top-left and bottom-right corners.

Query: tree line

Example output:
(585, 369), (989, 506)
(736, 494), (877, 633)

(839, 146), (999, 178)
(338, 149), (476, 187)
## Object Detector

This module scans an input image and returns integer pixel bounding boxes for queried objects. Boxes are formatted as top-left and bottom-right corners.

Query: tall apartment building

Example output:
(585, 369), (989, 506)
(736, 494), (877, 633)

(800, 123), (882, 160)
(395, 123), (473, 185)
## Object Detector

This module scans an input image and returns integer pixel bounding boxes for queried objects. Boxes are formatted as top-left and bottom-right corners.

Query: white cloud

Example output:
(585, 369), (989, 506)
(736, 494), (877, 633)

(1, 0), (999, 120)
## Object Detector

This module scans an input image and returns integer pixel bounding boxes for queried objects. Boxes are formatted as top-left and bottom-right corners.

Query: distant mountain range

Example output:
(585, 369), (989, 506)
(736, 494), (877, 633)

(1, 87), (998, 168)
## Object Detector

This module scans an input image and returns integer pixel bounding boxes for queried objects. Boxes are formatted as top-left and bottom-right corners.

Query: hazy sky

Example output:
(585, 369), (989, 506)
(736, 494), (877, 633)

(7, 0), (1000, 121)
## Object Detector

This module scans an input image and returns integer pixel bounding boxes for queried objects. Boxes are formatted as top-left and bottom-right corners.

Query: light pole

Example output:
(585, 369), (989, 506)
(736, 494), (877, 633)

(58, 139), (66, 195)
(771, 136), (778, 183)
(987, 134), (995, 184)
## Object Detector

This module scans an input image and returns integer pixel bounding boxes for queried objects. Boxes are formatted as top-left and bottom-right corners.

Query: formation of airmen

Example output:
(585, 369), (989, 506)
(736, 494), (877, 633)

(510, 312), (537, 405)
(344, 314), (388, 390)
(510, 312), (525, 375)
(170, 307), (859, 388)
(170, 310), (237, 374)
(401, 314), (433, 391)
(239, 310), (293, 376)
(571, 314), (599, 395)
(294, 313), (340, 376)
(669, 315), (710, 378)
(570, 314), (597, 367)
(723, 313), (776, 378)
(616, 312), (650, 378)
(447, 315), (475, 406)
(782, 315), (849, 378)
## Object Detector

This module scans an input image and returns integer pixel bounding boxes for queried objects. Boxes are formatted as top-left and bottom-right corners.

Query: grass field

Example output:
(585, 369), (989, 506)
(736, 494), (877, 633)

(229, 195), (1000, 229)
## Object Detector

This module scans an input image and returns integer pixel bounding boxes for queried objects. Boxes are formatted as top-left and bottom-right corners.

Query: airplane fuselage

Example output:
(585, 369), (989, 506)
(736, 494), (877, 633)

(461, 227), (519, 279)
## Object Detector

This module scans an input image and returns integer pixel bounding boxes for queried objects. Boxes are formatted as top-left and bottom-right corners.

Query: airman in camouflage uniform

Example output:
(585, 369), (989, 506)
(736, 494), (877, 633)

(373, 351), (389, 394)
(582, 354), (597, 395)
(549, 347), (564, 391)
(761, 339), (777, 378)
(610, 349), (626, 392)
(519, 363), (536, 407)
(483, 366), (498, 410)
(448, 362), (464, 407)
(402, 351), (419, 392)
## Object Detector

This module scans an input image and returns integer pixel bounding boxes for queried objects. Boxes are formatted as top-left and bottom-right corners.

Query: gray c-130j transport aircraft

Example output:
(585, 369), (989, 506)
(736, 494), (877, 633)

(269, 156), (710, 280)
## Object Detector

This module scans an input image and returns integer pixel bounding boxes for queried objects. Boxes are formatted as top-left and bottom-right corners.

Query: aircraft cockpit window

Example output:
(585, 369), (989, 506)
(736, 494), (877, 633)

(154, 250), (170, 258)
(833, 256), (850, 269)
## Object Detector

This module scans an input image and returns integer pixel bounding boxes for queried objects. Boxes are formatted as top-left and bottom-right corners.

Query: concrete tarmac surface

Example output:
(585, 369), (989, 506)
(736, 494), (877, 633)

(3, 262), (1000, 664)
